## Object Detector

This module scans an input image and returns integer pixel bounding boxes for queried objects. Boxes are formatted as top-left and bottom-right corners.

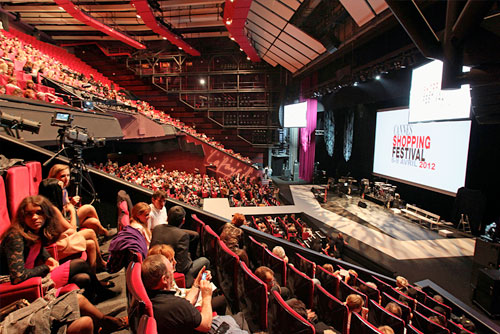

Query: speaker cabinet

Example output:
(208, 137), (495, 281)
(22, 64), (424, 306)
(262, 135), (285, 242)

(358, 201), (367, 208)
(473, 268), (500, 318)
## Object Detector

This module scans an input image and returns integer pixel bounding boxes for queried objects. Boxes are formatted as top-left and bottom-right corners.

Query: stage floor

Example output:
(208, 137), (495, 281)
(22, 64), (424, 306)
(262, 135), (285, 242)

(203, 184), (475, 261)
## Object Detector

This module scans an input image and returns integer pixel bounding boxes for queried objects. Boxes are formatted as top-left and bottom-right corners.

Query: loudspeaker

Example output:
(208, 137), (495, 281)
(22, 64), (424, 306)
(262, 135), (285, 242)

(358, 201), (367, 208)
(474, 238), (500, 268)
(473, 268), (500, 317)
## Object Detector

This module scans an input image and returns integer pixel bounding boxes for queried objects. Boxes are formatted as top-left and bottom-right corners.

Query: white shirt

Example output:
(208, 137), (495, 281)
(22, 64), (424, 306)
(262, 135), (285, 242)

(148, 203), (167, 230)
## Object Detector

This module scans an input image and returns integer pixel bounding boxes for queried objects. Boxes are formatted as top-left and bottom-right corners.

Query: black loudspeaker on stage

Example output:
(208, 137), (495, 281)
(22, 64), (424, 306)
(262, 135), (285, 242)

(473, 268), (500, 318)
(358, 201), (367, 208)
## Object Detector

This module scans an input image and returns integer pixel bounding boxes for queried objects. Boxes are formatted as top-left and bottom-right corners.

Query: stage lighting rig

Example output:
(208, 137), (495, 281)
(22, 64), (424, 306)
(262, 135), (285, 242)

(0, 109), (41, 138)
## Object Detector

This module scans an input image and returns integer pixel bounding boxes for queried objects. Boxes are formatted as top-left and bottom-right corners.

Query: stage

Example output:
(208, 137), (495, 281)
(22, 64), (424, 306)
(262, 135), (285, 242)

(203, 183), (477, 307)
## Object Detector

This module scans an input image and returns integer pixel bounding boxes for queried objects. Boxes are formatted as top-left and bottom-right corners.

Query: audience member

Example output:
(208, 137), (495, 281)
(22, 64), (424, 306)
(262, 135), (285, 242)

(0, 196), (116, 303)
(385, 302), (403, 319)
(38, 178), (106, 273)
(272, 246), (289, 263)
(345, 294), (368, 332)
(151, 206), (209, 287)
(255, 266), (290, 300)
(148, 190), (167, 230)
(48, 164), (109, 236)
(142, 254), (213, 333)
(130, 202), (152, 247)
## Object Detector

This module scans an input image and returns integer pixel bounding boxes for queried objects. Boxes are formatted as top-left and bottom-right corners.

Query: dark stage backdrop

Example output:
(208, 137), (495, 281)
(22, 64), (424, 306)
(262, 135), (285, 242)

(315, 69), (500, 230)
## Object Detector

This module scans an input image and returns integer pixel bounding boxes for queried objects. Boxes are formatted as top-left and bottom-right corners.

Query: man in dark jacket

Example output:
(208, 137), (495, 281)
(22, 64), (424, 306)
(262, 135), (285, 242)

(150, 205), (209, 287)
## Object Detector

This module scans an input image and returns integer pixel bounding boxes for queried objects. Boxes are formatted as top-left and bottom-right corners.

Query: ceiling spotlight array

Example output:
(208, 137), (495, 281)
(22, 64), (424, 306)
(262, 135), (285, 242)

(306, 51), (420, 98)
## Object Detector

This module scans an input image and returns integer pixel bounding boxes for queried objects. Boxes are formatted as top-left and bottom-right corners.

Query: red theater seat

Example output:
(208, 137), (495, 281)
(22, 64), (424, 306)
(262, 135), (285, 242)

(339, 279), (368, 307)
(296, 253), (316, 279)
(202, 224), (219, 264)
(237, 261), (268, 332)
(26, 161), (42, 196)
(216, 239), (240, 313)
(368, 299), (405, 334)
(350, 311), (383, 334)
(313, 284), (347, 334)
(315, 265), (340, 298)
(287, 263), (315, 309)
(126, 261), (153, 333)
(412, 310), (450, 334)
(0, 177), (11, 237)
(137, 314), (157, 334)
(268, 290), (315, 334)
(247, 235), (265, 268)
(381, 292), (412, 325)
(6, 165), (30, 219)
(263, 247), (287, 287)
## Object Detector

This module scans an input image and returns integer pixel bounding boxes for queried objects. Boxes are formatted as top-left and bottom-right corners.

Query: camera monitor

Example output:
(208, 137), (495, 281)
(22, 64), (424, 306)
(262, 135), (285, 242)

(51, 112), (73, 126)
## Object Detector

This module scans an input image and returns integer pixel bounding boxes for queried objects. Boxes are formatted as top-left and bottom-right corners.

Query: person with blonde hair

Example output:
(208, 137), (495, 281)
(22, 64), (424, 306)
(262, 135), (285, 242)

(345, 294), (368, 332)
(272, 245), (289, 263)
(131, 202), (152, 246)
(48, 164), (110, 236)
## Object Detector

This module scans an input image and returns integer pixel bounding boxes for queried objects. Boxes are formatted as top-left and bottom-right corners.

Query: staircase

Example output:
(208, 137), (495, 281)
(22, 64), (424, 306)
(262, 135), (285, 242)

(74, 45), (266, 165)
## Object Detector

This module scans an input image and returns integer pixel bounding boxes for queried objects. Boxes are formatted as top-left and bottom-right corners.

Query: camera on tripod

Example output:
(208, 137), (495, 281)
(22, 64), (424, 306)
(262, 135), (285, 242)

(51, 112), (105, 148)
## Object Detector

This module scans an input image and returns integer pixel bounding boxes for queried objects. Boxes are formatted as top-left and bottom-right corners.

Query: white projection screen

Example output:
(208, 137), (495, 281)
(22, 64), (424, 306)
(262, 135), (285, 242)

(373, 108), (471, 196)
(283, 102), (307, 128)
(409, 60), (471, 123)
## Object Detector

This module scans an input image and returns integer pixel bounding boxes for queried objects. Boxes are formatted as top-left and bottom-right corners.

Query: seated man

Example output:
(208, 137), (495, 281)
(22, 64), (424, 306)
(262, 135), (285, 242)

(148, 190), (167, 230)
(142, 254), (213, 334)
(151, 205), (209, 287)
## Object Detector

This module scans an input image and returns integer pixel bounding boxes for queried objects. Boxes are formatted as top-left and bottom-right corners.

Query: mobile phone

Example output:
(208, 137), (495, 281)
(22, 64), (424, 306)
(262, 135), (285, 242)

(213, 322), (230, 334)
(202, 272), (207, 280)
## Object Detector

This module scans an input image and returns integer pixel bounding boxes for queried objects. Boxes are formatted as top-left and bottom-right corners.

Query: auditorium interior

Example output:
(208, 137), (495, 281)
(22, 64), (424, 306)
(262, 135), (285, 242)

(1, 0), (500, 333)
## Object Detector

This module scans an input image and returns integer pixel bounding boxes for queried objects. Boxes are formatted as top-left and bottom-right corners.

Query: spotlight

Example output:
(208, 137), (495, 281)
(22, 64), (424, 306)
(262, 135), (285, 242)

(353, 82), (358, 86)
(200, 78), (206, 85)
(226, 18), (232, 25)
(375, 75), (381, 80)
(246, 56), (250, 61)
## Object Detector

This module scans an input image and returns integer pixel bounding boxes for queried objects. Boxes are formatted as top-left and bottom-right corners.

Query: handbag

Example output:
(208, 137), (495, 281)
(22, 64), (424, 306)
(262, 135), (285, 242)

(55, 229), (86, 259)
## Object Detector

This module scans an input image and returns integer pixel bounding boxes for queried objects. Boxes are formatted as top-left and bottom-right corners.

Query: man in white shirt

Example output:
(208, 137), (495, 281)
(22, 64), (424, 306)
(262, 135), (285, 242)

(148, 190), (168, 230)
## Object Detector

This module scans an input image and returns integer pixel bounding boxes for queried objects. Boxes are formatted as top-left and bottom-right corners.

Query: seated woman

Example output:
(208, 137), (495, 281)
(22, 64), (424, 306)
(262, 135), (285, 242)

(38, 178), (106, 273)
(0, 196), (119, 305)
(48, 164), (109, 236)
(130, 202), (152, 247)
